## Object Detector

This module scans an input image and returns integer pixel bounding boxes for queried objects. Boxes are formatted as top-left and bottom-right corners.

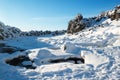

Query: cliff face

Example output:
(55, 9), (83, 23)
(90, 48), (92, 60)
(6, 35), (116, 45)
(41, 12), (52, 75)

(67, 5), (120, 34)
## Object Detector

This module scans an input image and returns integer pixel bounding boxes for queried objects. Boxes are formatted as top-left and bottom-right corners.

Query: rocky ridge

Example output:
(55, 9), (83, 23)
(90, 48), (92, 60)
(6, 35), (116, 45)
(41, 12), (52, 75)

(67, 5), (120, 34)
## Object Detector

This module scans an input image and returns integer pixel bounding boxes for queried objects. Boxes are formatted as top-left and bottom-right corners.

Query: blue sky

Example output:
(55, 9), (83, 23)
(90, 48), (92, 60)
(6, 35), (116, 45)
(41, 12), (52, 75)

(0, 0), (120, 31)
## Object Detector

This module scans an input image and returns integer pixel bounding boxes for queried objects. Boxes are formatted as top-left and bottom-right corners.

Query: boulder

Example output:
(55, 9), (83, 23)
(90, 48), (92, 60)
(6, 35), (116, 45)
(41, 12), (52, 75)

(1, 47), (17, 53)
(48, 56), (84, 64)
(0, 35), (4, 40)
(0, 46), (25, 54)
(61, 42), (81, 54)
(0, 43), (5, 47)
(67, 14), (85, 34)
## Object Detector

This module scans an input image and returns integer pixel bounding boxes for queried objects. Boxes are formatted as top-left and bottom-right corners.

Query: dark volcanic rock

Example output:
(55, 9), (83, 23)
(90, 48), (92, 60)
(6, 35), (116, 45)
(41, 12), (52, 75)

(6, 55), (36, 69)
(66, 57), (84, 64)
(67, 5), (120, 34)
(1, 47), (17, 53)
(67, 14), (85, 34)
(48, 56), (84, 64)
(0, 46), (25, 54)
(107, 5), (120, 21)
(0, 43), (5, 47)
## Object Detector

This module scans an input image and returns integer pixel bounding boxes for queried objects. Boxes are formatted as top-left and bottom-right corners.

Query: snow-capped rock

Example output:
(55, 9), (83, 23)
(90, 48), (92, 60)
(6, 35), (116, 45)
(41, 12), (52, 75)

(36, 49), (56, 60)
(84, 53), (109, 68)
(0, 21), (22, 40)
(61, 42), (81, 54)
(67, 5), (120, 34)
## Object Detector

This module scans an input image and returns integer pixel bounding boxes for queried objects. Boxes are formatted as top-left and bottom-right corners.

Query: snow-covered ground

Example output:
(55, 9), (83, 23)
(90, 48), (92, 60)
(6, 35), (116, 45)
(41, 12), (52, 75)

(0, 19), (120, 80)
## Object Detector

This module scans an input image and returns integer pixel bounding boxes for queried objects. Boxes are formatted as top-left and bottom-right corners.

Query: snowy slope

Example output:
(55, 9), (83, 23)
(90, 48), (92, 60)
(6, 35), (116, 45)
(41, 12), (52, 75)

(0, 21), (22, 40)
(0, 19), (120, 80)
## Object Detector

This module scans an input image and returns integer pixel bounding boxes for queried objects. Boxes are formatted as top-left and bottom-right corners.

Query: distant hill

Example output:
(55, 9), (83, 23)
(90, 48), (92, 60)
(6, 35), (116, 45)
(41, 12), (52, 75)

(0, 21), (21, 40)
(0, 22), (66, 40)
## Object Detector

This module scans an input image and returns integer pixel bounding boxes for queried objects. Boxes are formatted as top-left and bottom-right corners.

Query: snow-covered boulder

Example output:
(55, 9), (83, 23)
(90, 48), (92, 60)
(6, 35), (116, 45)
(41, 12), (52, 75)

(81, 51), (109, 68)
(36, 49), (56, 60)
(61, 42), (80, 54)
(113, 38), (120, 46)
(81, 51), (91, 58)
(33, 49), (56, 65)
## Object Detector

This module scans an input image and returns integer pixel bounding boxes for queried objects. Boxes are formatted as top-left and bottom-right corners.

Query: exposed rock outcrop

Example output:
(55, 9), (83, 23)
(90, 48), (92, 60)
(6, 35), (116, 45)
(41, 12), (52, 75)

(67, 14), (85, 34)
(0, 21), (22, 40)
(0, 21), (66, 40)
(108, 5), (120, 20)
(20, 30), (66, 36)
(48, 56), (84, 64)
(67, 5), (120, 34)
(0, 43), (26, 54)
(6, 55), (36, 69)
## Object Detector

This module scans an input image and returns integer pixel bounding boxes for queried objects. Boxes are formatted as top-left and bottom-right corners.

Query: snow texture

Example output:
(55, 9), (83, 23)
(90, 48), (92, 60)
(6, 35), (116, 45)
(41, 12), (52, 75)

(0, 18), (120, 80)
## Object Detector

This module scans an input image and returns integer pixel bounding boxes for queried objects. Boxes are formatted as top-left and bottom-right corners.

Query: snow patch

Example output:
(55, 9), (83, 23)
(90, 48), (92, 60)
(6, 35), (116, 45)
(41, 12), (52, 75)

(36, 49), (56, 60)
(113, 38), (120, 46)
(85, 53), (109, 68)
(62, 42), (81, 54)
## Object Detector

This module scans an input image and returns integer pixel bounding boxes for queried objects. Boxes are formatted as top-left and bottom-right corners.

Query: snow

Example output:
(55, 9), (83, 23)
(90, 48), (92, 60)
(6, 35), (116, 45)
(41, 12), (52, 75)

(113, 38), (120, 46)
(0, 18), (120, 80)
(5, 37), (53, 49)
(85, 53), (109, 68)
(62, 42), (81, 54)
(32, 49), (56, 65)
(36, 49), (55, 59)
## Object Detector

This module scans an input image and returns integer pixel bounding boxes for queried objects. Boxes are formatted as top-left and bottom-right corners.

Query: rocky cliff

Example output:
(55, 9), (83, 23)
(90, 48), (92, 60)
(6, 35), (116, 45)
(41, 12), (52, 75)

(67, 5), (120, 34)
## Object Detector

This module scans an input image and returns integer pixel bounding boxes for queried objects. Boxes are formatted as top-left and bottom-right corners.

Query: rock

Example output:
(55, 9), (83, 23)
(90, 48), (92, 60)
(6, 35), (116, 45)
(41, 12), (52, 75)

(5, 55), (36, 69)
(37, 49), (56, 60)
(0, 21), (22, 40)
(1, 47), (17, 53)
(6, 55), (27, 66)
(108, 5), (120, 21)
(67, 14), (85, 34)
(0, 35), (4, 40)
(48, 56), (84, 64)
(0, 46), (26, 54)
(66, 57), (84, 64)
(49, 58), (66, 63)
(0, 43), (5, 47)
(62, 42), (80, 54)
